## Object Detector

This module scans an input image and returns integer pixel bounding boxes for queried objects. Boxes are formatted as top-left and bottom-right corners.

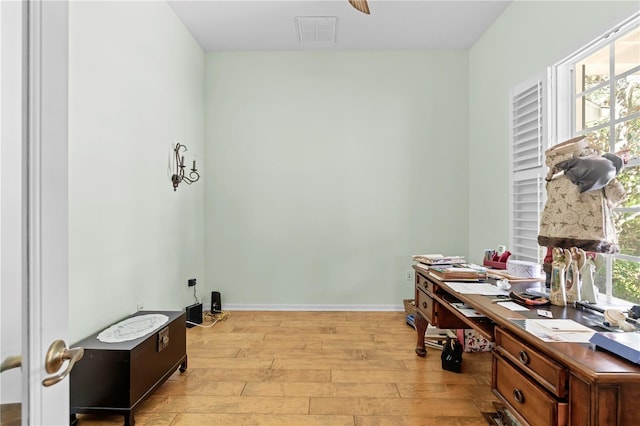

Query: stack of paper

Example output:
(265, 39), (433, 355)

(451, 303), (486, 318)
(412, 254), (465, 265)
(429, 267), (486, 281)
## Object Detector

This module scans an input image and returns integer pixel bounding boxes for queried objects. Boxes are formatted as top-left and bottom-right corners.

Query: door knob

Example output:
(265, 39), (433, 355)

(1, 355), (22, 373)
(42, 340), (84, 387)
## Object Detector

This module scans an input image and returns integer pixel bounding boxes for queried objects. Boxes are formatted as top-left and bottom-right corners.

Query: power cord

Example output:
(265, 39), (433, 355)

(205, 310), (229, 325)
(192, 286), (199, 304)
(186, 310), (230, 328)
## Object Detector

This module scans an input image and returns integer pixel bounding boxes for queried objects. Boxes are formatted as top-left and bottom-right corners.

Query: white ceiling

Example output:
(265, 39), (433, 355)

(168, 0), (512, 51)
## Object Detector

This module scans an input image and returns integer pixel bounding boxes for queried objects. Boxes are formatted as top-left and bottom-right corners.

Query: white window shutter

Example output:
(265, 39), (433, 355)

(511, 174), (544, 263)
(512, 80), (543, 172)
(510, 75), (547, 264)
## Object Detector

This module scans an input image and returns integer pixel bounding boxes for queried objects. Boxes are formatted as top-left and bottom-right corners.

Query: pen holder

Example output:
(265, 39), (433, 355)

(483, 250), (511, 269)
(483, 259), (507, 269)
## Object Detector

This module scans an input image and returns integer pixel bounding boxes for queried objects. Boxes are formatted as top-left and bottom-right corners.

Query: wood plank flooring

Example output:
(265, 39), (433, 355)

(76, 311), (496, 425)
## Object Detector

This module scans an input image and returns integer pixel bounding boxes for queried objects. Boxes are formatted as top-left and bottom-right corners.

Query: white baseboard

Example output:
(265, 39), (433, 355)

(219, 303), (404, 312)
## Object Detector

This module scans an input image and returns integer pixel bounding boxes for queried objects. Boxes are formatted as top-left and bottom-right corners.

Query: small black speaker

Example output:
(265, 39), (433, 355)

(185, 303), (202, 328)
(211, 291), (222, 313)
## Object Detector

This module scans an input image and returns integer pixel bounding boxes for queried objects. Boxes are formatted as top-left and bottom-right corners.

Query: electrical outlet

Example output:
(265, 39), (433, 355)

(406, 270), (414, 281)
(136, 302), (144, 311)
(188, 278), (196, 287)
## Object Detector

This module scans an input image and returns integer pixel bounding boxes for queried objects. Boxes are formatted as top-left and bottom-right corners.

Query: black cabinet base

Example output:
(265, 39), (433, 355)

(70, 311), (187, 426)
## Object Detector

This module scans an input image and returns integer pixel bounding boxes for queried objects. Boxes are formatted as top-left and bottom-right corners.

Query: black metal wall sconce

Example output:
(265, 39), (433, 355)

(171, 142), (200, 191)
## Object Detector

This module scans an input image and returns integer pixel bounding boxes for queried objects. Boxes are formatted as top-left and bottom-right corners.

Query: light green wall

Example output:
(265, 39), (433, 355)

(68, 1), (205, 341)
(468, 1), (638, 264)
(204, 51), (469, 307)
(66, 0), (638, 324)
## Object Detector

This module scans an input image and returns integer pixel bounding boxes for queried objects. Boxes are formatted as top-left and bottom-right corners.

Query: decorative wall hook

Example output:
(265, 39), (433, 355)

(171, 143), (200, 191)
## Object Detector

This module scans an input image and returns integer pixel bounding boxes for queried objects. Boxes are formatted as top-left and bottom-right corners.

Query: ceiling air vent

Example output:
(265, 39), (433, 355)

(295, 17), (337, 43)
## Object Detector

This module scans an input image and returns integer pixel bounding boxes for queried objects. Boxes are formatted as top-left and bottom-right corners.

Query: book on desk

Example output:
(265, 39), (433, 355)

(590, 331), (640, 364)
(427, 266), (486, 281)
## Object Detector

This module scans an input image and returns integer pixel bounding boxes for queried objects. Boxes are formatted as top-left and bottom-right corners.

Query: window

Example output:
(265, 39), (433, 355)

(553, 15), (640, 305)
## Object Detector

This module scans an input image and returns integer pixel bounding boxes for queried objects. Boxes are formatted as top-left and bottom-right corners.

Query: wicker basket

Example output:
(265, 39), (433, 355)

(403, 299), (416, 316)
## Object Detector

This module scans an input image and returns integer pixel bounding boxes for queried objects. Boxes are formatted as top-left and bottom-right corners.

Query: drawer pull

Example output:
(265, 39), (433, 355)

(518, 350), (530, 365)
(513, 388), (525, 404)
(422, 301), (427, 308)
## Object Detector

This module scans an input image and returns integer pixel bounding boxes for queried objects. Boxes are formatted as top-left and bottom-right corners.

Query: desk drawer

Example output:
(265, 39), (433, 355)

(416, 287), (435, 324)
(495, 328), (567, 398)
(493, 354), (568, 426)
(416, 287), (468, 329)
(416, 272), (435, 295)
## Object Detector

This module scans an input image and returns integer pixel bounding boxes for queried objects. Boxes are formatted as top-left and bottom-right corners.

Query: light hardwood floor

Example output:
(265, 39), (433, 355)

(76, 311), (496, 426)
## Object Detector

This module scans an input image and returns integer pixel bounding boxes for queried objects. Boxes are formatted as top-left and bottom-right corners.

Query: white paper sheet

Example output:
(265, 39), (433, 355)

(497, 301), (529, 311)
(509, 319), (596, 343)
(445, 282), (509, 296)
(528, 319), (594, 333)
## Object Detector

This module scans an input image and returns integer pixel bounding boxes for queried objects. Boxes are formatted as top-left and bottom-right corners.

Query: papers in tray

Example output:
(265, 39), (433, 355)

(428, 271), (482, 282)
(451, 302), (486, 318)
(428, 267), (486, 281)
(413, 262), (485, 281)
(487, 269), (546, 283)
(445, 282), (509, 296)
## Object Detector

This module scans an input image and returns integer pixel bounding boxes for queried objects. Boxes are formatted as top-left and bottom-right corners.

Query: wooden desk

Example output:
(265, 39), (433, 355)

(413, 266), (640, 426)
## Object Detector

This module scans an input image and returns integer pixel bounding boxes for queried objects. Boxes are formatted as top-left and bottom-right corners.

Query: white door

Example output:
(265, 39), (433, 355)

(1, 1), (71, 425)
